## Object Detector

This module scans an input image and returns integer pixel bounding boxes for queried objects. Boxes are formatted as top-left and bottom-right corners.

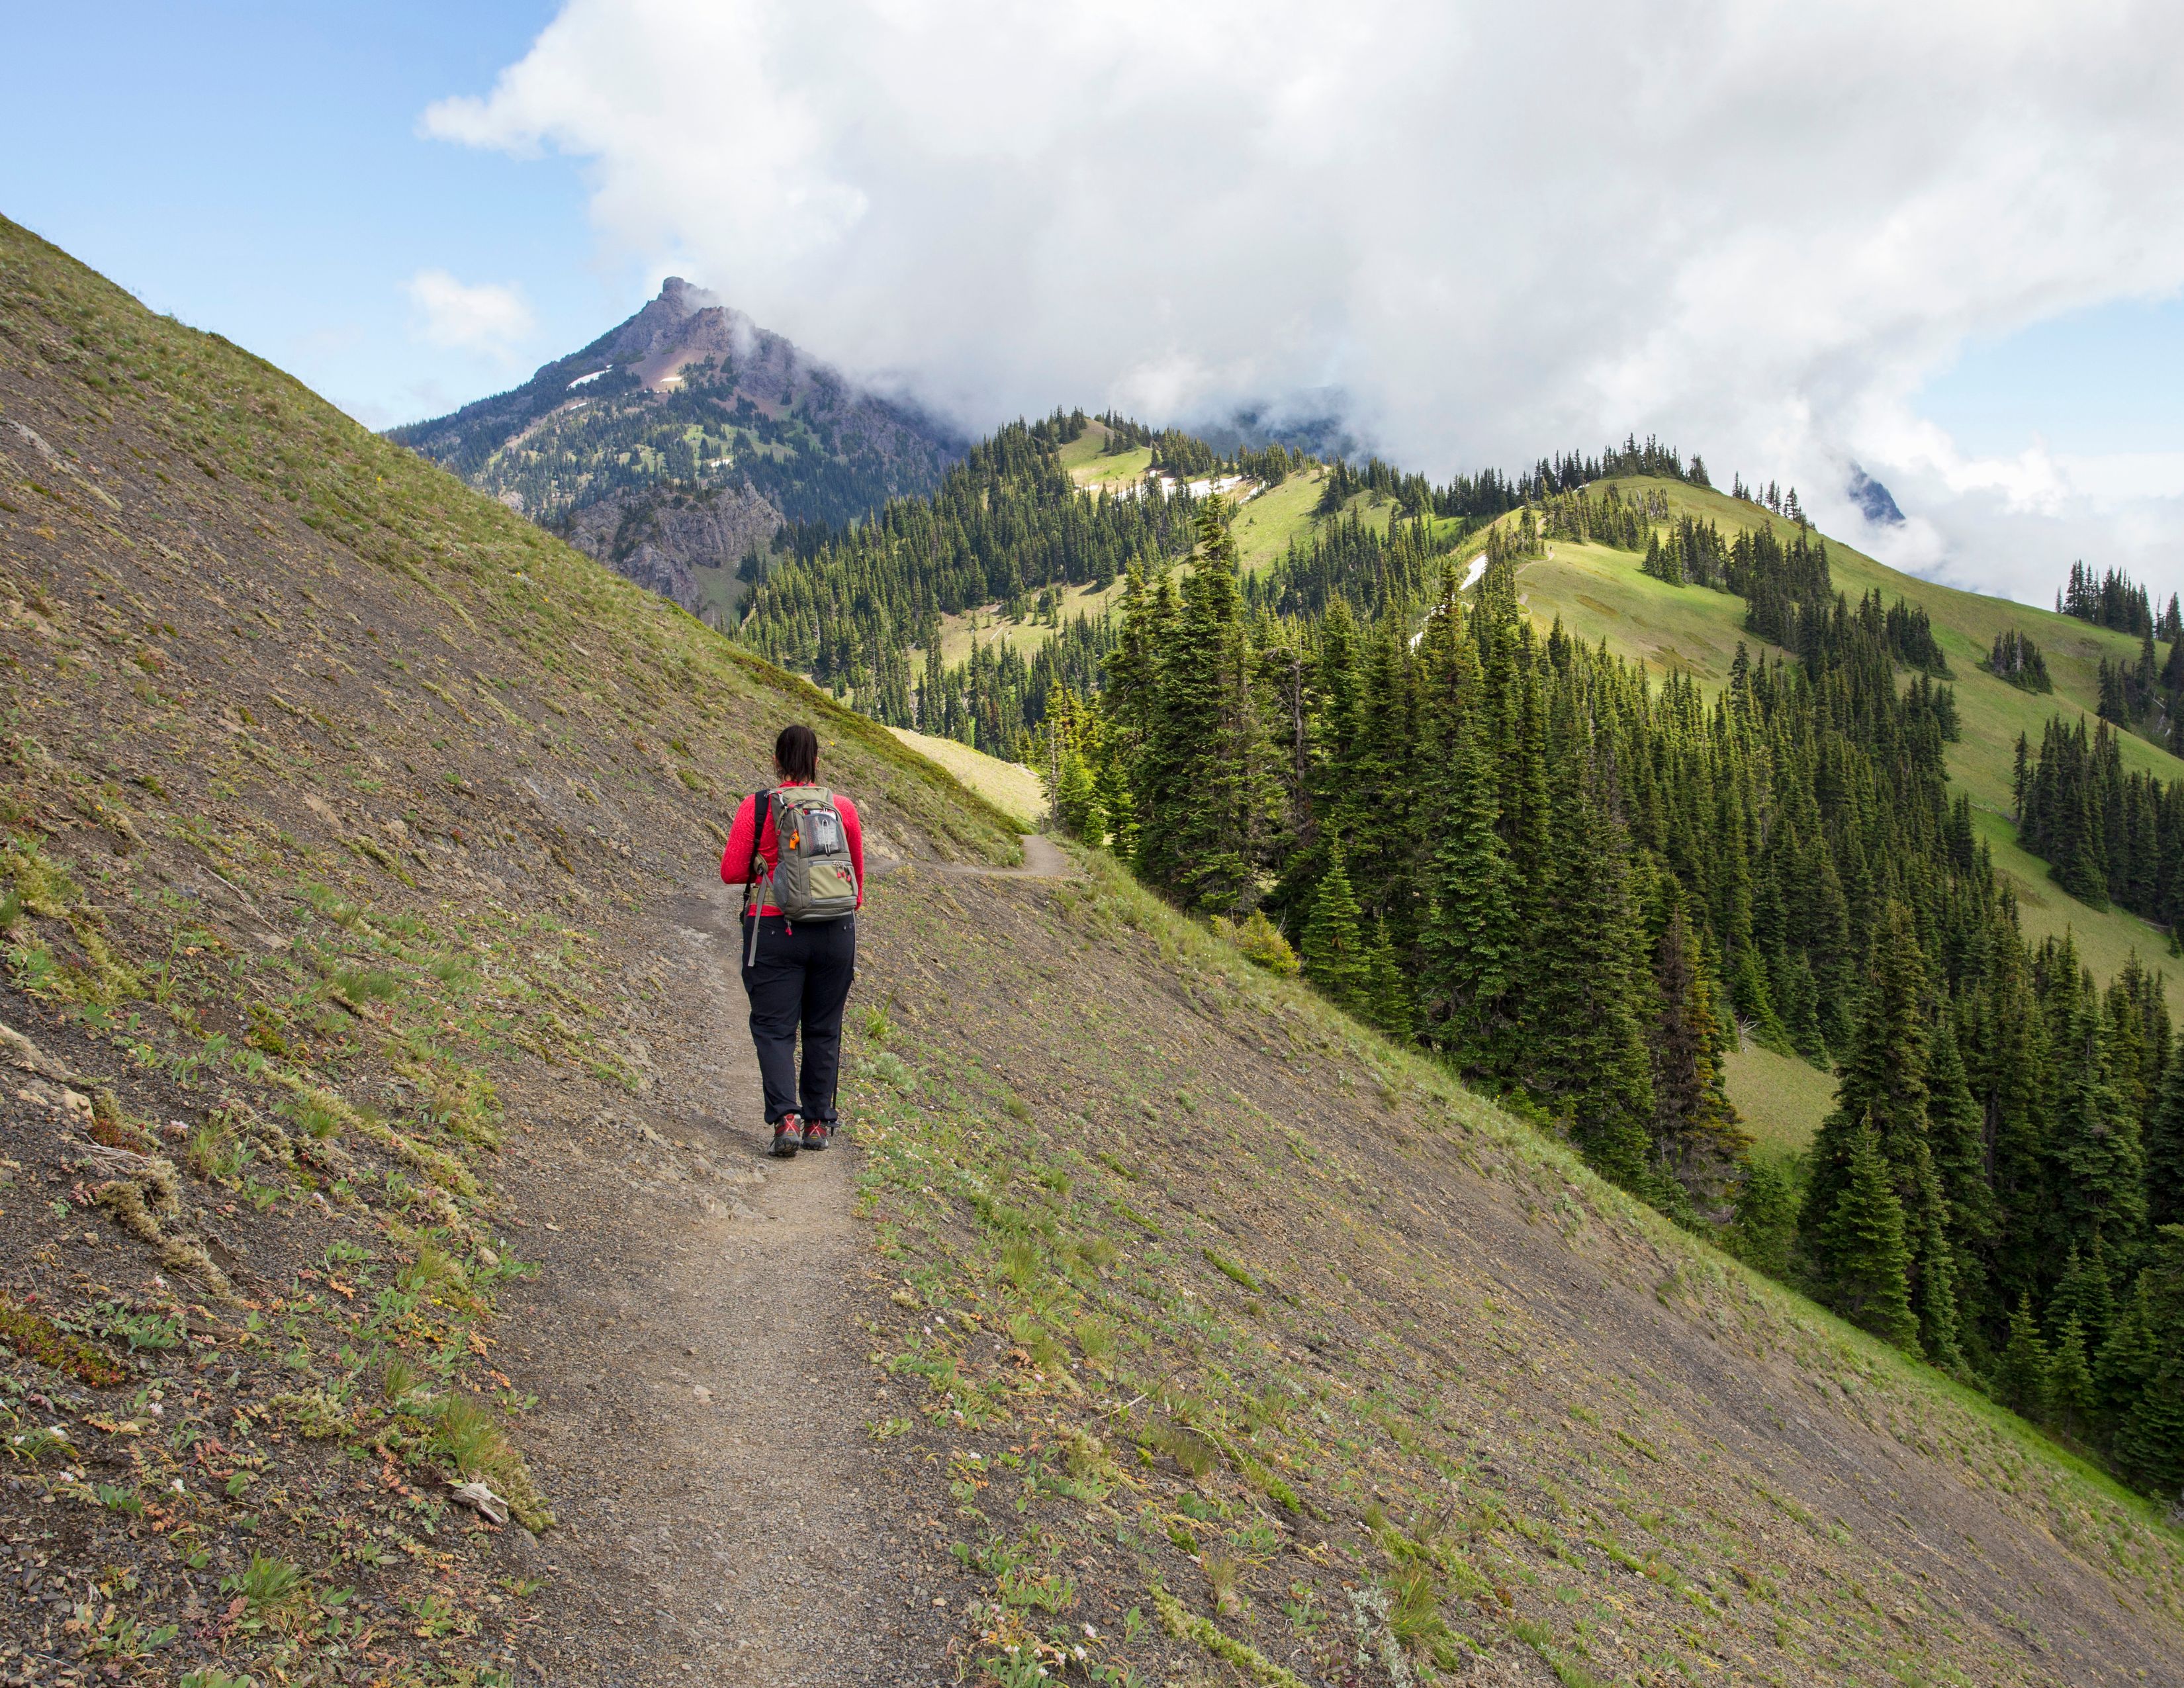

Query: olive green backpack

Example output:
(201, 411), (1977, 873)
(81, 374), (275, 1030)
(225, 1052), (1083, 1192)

(747, 784), (858, 925)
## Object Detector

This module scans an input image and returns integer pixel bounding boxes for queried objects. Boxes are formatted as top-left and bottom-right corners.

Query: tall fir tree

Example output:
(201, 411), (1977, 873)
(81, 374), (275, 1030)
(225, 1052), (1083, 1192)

(2111, 1227), (2184, 1495)
(1821, 1118), (1921, 1352)
(1300, 843), (1371, 1016)
(1522, 683), (1657, 1194)
(1926, 1011), (1998, 1338)
(2050, 1315), (2097, 1440)
(1647, 890), (1748, 1210)
(1800, 904), (1959, 1359)
(1364, 916), (1415, 1043)
(1417, 575), (1516, 1072)
(1131, 498), (1276, 914)
(2044, 987), (2146, 1270)
(1999, 1291), (2052, 1420)
(2146, 1058), (2184, 1231)
(2050, 1240), (2118, 1358)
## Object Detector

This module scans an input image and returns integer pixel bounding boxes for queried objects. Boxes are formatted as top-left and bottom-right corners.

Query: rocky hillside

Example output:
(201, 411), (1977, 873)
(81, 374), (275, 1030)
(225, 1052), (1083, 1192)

(0, 214), (1011, 1685)
(850, 848), (2184, 1687)
(388, 277), (962, 619)
(3, 215), (2183, 1687)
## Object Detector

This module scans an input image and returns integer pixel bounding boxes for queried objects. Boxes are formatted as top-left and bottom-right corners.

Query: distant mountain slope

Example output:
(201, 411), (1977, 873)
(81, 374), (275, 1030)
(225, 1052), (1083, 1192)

(388, 279), (963, 619)
(1504, 476), (2184, 988)
(851, 430), (2184, 999)
(735, 421), (2184, 1192)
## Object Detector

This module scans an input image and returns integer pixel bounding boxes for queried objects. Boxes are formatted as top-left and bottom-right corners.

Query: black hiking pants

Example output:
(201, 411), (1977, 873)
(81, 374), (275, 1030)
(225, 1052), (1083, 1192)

(738, 913), (856, 1127)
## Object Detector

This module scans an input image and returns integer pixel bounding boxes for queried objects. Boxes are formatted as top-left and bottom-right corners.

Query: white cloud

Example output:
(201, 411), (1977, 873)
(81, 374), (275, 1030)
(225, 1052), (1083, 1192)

(403, 269), (536, 359)
(424, 0), (2184, 598)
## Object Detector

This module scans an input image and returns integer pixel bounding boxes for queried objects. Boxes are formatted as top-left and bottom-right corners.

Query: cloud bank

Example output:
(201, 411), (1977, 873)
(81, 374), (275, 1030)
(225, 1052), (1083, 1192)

(424, 0), (2184, 601)
(404, 269), (535, 360)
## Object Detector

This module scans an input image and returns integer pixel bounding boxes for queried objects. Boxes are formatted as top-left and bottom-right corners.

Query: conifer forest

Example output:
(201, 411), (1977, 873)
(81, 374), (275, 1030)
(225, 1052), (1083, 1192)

(735, 417), (2184, 1504)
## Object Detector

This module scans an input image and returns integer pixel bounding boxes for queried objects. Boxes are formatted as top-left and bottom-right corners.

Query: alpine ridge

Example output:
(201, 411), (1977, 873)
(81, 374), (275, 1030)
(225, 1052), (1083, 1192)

(389, 277), (962, 623)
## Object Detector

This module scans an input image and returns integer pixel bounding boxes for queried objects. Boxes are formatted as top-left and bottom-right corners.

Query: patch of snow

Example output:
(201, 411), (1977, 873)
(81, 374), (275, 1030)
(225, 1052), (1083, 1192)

(1097, 470), (1259, 506)
(1461, 554), (1487, 591)
(567, 369), (608, 389)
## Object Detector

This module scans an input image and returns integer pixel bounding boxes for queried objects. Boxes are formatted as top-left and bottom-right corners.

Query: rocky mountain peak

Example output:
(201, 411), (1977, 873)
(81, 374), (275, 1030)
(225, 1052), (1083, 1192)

(608, 275), (739, 363)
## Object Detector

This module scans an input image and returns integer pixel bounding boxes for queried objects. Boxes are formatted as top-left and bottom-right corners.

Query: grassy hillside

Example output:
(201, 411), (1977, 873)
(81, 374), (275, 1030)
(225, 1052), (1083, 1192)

(888, 726), (1047, 829)
(923, 576), (1129, 667)
(1229, 469), (1336, 573)
(0, 212), (1019, 1685)
(1058, 420), (1151, 489)
(1486, 479), (2184, 1151)
(1060, 420), (1398, 575)
(1722, 1041), (1837, 1161)
(850, 845), (2184, 1685)
(1568, 477), (2184, 813)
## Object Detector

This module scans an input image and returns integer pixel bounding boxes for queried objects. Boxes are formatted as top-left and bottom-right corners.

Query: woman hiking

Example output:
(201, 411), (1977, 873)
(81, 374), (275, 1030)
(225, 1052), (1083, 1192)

(720, 725), (866, 1157)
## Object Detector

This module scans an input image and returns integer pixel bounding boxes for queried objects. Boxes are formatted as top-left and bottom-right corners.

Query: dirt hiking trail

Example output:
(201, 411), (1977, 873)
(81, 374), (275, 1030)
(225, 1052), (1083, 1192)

(915, 831), (1077, 881)
(496, 839), (1071, 1684)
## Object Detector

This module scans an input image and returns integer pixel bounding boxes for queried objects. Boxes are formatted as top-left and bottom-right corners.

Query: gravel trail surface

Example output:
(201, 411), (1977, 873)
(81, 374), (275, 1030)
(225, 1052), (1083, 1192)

(483, 881), (932, 1683)
(500, 848), (1066, 1683)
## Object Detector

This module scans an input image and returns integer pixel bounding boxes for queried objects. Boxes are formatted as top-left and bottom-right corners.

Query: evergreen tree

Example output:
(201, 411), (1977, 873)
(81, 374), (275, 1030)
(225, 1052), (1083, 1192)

(2050, 1314), (2097, 1440)
(2044, 990), (2146, 1268)
(2050, 1241), (2118, 1359)
(1364, 917), (1415, 1043)
(2147, 1058), (2184, 1230)
(1051, 746), (1097, 839)
(1648, 890), (1748, 1209)
(1926, 1013), (1997, 1333)
(1044, 687), (1103, 839)
(1799, 905), (1958, 1358)
(1820, 1117), (1921, 1352)
(1999, 1292), (2052, 1420)
(1523, 686), (1657, 1194)
(2097, 1274), (2158, 1432)
(1729, 1157), (1798, 1279)
(1133, 499), (1277, 914)
(1417, 578), (1516, 1071)
(2112, 1227), (2184, 1495)
(1300, 843), (1371, 1015)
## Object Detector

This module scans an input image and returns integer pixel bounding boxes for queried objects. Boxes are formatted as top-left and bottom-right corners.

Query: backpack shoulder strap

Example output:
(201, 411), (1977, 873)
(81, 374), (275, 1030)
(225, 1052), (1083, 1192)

(746, 788), (772, 906)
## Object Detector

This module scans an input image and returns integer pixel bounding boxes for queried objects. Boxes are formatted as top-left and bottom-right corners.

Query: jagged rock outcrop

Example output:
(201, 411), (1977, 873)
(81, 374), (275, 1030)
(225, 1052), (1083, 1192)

(557, 481), (782, 620)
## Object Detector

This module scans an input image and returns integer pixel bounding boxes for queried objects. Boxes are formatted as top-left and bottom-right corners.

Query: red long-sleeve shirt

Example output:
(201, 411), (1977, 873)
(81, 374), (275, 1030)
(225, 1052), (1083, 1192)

(719, 789), (865, 916)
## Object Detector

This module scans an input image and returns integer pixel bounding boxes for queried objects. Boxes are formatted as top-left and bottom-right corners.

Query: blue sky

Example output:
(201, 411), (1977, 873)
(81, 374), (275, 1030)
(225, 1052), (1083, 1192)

(1917, 295), (2184, 460)
(0, 2), (638, 427)
(5, 3), (2183, 604)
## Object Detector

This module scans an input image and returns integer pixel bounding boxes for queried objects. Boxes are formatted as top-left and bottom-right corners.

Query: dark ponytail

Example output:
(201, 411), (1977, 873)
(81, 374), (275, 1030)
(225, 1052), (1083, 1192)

(775, 724), (820, 784)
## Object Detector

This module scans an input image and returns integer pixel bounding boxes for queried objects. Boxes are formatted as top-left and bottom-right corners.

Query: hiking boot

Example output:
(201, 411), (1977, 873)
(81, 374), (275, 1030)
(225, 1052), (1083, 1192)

(800, 1119), (831, 1151)
(769, 1115), (802, 1158)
